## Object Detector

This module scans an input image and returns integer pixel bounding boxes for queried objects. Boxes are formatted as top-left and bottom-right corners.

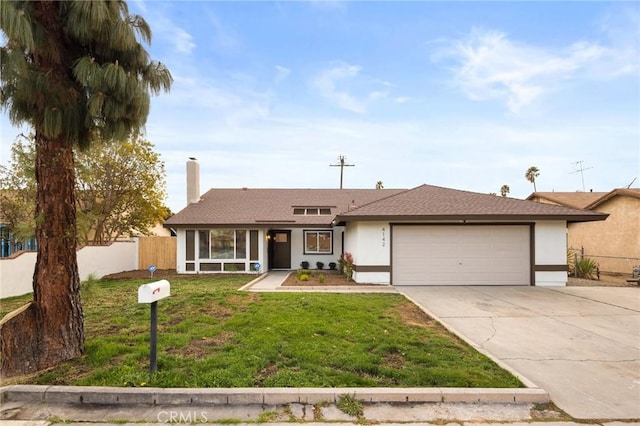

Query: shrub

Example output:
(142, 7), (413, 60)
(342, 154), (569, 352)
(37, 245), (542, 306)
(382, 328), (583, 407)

(299, 273), (309, 281)
(297, 269), (312, 279)
(316, 261), (324, 270)
(339, 252), (354, 281)
(318, 274), (325, 284)
(575, 258), (598, 279)
(300, 261), (310, 269)
(328, 262), (337, 270)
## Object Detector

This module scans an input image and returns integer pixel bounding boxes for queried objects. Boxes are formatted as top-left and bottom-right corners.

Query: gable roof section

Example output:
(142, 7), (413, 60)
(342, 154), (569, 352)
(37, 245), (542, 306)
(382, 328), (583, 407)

(584, 188), (640, 210)
(336, 184), (608, 223)
(164, 188), (406, 227)
(525, 191), (607, 209)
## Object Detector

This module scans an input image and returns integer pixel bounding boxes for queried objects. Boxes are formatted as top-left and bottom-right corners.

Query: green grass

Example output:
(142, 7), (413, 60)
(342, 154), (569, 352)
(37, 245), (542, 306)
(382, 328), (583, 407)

(0, 275), (523, 388)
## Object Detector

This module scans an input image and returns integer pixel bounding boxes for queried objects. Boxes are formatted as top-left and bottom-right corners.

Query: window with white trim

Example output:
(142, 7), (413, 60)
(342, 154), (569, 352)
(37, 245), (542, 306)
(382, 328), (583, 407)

(198, 229), (247, 260)
(304, 230), (333, 254)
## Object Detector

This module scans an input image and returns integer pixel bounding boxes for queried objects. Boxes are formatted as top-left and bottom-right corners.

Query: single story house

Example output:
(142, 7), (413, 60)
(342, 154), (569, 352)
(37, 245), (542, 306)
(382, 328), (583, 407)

(165, 160), (607, 286)
(527, 189), (640, 274)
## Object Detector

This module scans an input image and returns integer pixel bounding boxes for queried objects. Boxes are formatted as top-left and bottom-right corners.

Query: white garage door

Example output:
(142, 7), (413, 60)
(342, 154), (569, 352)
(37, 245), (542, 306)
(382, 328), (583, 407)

(392, 225), (530, 286)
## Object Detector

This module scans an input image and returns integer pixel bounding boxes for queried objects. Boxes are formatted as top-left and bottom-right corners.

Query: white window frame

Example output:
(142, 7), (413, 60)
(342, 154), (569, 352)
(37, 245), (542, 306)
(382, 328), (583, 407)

(303, 230), (333, 254)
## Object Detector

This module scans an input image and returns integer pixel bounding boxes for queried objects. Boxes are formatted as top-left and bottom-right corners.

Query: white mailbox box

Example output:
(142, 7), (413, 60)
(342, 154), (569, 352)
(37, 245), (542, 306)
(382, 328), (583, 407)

(138, 280), (170, 303)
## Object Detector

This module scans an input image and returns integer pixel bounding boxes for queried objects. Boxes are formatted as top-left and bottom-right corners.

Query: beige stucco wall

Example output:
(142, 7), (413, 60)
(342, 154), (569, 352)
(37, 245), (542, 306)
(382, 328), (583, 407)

(568, 196), (640, 274)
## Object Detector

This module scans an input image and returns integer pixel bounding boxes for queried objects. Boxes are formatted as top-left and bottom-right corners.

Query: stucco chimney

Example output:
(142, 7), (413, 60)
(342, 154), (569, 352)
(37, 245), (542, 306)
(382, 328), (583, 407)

(186, 158), (200, 204)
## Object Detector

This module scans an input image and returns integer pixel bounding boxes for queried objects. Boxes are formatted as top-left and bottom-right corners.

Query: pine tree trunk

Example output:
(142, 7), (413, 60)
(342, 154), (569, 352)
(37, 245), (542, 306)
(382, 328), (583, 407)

(0, 134), (84, 377)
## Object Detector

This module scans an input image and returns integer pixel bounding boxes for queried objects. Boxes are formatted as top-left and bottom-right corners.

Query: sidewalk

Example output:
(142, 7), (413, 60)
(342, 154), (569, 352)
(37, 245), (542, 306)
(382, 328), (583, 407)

(0, 384), (560, 425)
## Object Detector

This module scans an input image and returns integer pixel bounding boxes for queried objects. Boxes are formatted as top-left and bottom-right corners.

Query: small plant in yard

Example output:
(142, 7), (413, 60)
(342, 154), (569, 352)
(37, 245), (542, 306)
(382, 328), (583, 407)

(337, 393), (364, 417)
(318, 274), (325, 284)
(575, 257), (599, 279)
(316, 261), (324, 270)
(300, 261), (310, 269)
(313, 401), (328, 420)
(339, 252), (354, 281)
(296, 269), (312, 279)
(257, 411), (280, 423)
(299, 273), (309, 281)
(329, 262), (337, 270)
(80, 273), (99, 298)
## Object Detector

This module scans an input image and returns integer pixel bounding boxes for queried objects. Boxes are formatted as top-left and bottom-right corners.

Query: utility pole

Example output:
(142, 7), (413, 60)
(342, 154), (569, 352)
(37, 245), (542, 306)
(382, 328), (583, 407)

(329, 155), (355, 189)
(570, 160), (593, 191)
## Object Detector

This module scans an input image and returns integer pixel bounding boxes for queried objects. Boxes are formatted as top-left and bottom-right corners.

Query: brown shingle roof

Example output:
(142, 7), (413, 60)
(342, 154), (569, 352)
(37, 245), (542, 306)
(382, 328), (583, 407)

(525, 191), (607, 209)
(164, 188), (405, 227)
(335, 184), (608, 223)
(584, 188), (640, 209)
(165, 184), (608, 227)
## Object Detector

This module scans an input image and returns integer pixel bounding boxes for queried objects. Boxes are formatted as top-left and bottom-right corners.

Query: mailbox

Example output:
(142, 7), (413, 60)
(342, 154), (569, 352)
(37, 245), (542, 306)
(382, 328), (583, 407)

(138, 280), (170, 303)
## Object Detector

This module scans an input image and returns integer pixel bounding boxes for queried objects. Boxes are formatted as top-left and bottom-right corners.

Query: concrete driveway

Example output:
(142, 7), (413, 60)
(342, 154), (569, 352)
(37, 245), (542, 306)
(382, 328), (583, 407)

(396, 286), (640, 420)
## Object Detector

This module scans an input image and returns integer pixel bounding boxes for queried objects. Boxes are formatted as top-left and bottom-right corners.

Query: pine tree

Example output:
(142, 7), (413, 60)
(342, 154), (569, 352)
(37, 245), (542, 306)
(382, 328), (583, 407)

(0, 0), (172, 376)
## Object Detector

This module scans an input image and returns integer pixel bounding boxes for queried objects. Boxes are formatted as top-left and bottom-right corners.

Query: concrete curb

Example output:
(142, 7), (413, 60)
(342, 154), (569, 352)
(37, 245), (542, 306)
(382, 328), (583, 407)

(0, 385), (549, 406)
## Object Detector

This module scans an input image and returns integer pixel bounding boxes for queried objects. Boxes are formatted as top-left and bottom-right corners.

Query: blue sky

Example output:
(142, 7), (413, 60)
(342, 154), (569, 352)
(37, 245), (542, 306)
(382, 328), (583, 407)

(1, 1), (638, 213)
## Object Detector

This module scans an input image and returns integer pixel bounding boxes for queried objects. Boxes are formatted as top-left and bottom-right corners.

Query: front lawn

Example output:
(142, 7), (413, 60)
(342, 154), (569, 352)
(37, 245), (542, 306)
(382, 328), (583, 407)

(0, 275), (522, 388)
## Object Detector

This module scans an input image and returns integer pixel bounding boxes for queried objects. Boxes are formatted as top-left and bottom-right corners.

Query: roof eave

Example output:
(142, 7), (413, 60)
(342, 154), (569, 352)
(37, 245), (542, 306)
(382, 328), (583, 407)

(334, 213), (609, 223)
(163, 221), (335, 228)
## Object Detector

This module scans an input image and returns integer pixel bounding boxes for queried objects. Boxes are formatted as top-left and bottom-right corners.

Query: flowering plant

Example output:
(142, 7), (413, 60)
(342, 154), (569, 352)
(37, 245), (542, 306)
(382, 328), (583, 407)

(338, 252), (354, 281)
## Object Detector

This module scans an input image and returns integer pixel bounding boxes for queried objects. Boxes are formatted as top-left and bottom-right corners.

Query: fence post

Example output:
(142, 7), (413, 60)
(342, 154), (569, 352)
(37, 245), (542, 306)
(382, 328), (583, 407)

(574, 253), (578, 278)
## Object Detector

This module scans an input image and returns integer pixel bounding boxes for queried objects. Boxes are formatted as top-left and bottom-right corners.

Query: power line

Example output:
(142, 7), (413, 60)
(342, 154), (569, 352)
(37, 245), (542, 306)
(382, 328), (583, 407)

(329, 155), (355, 189)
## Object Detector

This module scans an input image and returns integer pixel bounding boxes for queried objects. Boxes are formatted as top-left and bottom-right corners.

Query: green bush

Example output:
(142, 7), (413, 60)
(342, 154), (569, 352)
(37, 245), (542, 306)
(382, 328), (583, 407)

(300, 273), (309, 281)
(297, 269), (312, 279)
(318, 274), (325, 284)
(575, 258), (598, 279)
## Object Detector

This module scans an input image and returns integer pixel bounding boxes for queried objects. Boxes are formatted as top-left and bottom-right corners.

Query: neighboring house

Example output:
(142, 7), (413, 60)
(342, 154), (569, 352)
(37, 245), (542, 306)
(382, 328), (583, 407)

(164, 160), (607, 286)
(528, 189), (640, 274)
(0, 223), (37, 258)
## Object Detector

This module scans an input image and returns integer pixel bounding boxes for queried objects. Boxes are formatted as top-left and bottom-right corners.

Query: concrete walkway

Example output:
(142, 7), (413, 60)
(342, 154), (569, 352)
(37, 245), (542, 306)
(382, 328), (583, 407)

(396, 286), (640, 420)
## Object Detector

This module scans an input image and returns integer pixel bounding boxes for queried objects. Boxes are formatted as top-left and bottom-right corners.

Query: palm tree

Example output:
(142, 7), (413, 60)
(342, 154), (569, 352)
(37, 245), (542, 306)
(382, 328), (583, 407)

(0, 0), (172, 376)
(525, 166), (540, 192)
(500, 184), (510, 197)
(376, 181), (384, 190)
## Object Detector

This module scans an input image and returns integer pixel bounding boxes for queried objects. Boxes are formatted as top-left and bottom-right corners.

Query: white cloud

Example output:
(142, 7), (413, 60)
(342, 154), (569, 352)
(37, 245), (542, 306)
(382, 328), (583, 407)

(274, 65), (291, 83)
(310, 62), (390, 113)
(206, 13), (241, 51)
(433, 27), (634, 112)
(173, 27), (196, 55)
(141, 11), (196, 56)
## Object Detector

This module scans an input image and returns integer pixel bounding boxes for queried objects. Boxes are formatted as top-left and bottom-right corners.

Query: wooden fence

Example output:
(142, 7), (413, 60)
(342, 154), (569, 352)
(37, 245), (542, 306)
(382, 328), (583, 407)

(138, 236), (176, 270)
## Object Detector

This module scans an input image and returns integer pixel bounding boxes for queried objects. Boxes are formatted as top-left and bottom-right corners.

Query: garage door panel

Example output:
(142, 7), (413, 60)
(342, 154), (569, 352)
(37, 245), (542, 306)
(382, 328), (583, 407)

(392, 225), (530, 286)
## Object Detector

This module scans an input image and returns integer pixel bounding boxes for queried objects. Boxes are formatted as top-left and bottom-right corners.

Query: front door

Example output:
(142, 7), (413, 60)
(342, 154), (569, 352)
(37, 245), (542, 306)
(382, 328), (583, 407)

(269, 230), (291, 269)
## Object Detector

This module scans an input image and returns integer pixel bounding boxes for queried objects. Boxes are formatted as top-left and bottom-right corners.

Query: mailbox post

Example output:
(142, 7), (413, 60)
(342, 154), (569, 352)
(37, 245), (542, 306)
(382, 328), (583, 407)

(138, 280), (170, 374)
